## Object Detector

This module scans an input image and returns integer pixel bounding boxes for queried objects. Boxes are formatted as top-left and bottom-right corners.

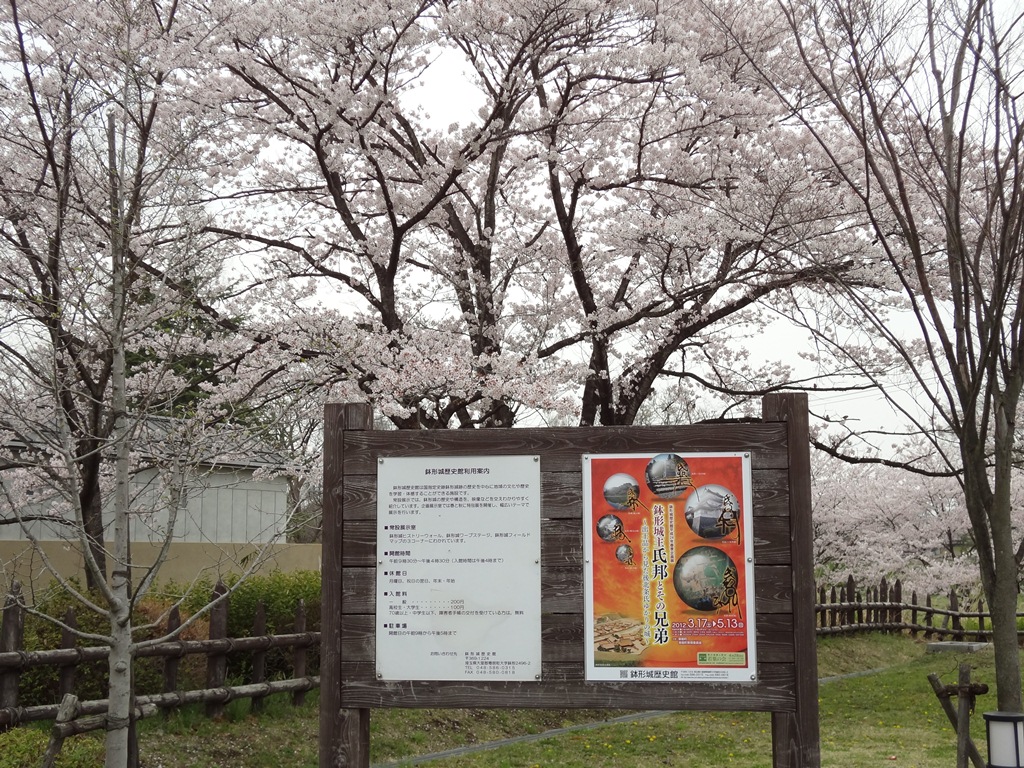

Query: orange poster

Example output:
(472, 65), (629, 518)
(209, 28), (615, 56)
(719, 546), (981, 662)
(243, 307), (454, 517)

(583, 452), (756, 682)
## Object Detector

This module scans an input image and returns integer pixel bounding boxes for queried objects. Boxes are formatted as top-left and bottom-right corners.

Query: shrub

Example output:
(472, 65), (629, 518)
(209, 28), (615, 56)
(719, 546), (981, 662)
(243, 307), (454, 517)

(158, 570), (321, 636)
(157, 570), (321, 680)
(222, 570), (321, 637)
(222, 569), (322, 681)
(13, 570), (321, 709)
(18, 584), (210, 707)
(17, 584), (178, 705)
(18, 585), (113, 706)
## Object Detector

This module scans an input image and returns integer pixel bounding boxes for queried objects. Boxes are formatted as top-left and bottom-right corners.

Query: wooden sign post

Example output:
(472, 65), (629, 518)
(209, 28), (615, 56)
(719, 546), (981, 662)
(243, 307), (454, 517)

(320, 393), (820, 768)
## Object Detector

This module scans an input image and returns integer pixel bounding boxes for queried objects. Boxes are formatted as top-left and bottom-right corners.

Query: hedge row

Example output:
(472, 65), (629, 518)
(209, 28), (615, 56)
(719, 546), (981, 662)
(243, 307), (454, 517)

(12, 570), (321, 708)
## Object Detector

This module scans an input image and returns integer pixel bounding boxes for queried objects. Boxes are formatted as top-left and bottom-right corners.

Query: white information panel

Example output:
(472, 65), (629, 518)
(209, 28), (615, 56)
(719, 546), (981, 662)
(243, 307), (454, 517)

(376, 455), (542, 681)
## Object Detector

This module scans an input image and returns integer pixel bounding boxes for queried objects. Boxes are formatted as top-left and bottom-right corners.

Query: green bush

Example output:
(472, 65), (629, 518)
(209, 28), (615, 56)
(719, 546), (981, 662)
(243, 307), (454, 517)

(226, 569), (321, 681)
(160, 569), (320, 635)
(15, 571), (321, 709)
(157, 570), (321, 680)
(0, 726), (104, 768)
(225, 569), (321, 637)
(18, 585), (167, 707)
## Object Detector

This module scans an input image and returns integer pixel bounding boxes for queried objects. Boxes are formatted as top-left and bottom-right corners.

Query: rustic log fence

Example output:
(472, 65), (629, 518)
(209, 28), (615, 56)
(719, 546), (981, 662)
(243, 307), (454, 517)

(0, 580), (319, 734)
(1, 573), (1014, 734)
(816, 575), (1015, 641)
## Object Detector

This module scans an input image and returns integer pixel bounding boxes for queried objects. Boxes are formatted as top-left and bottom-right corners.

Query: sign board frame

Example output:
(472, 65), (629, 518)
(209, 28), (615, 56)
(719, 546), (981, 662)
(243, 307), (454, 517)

(321, 394), (820, 768)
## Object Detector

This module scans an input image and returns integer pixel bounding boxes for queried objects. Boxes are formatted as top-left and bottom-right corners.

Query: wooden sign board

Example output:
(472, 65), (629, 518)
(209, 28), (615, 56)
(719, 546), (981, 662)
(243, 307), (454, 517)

(321, 394), (820, 768)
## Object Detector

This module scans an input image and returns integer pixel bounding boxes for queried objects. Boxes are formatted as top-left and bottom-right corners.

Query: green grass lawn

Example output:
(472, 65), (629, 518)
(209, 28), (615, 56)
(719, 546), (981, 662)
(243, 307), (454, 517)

(2, 633), (1003, 768)
(379, 634), (986, 768)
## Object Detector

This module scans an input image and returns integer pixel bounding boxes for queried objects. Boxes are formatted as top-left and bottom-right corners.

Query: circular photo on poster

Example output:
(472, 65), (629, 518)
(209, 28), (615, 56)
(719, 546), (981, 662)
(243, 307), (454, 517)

(596, 513), (629, 542)
(645, 453), (695, 499)
(672, 546), (739, 612)
(603, 473), (642, 511)
(684, 484), (740, 540)
(615, 544), (635, 565)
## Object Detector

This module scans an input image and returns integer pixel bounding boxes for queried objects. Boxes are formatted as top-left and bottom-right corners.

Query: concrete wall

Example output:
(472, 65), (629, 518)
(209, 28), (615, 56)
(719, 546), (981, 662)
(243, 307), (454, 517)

(0, 540), (322, 598)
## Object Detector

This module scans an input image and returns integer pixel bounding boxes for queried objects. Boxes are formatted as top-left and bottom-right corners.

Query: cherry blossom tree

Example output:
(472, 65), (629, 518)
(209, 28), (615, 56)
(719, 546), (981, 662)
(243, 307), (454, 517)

(203, 0), (862, 429)
(809, 451), (1020, 598)
(196, 0), (549, 428)
(519, 1), (862, 425)
(722, 0), (1024, 709)
(0, 2), (306, 763)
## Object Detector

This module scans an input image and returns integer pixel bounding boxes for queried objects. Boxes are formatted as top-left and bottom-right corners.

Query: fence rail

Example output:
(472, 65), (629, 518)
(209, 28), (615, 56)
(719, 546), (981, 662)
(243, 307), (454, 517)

(0, 676), (321, 731)
(0, 631), (319, 672)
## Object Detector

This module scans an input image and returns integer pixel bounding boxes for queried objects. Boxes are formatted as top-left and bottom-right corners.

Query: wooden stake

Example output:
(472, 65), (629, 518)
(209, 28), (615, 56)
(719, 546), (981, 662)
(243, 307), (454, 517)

(927, 670), (985, 768)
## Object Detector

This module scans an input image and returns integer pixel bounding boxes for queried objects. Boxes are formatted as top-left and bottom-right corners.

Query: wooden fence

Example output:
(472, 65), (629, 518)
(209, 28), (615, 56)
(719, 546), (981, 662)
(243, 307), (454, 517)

(816, 575), (1013, 641)
(0, 581), (319, 734)
(1, 573), (1012, 735)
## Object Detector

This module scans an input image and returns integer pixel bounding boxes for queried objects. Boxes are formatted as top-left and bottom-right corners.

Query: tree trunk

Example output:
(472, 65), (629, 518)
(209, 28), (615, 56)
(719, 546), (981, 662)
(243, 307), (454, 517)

(988, 406), (1023, 712)
(79, 452), (107, 591)
(988, 560), (1021, 712)
(105, 106), (135, 768)
(104, 609), (133, 768)
(963, 420), (1021, 711)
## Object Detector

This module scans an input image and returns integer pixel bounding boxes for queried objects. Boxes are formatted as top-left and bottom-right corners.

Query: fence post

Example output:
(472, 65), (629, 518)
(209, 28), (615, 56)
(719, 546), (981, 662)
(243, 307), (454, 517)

(911, 591), (919, 637)
(292, 598), (308, 708)
(926, 595), (935, 639)
(950, 590), (962, 639)
(205, 580), (229, 719)
(956, 662), (973, 768)
(162, 605), (181, 718)
(829, 586), (837, 629)
(41, 693), (80, 768)
(893, 579), (902, 630)
(879, 577), (888, 629)
(846, 575), (856, 626)
(58, 607), (78, 700)
(927, 671), (986, 768)
(977, 597), (986, 642)
(250, 601), (268, 715)
(0, 582), (24, 732)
